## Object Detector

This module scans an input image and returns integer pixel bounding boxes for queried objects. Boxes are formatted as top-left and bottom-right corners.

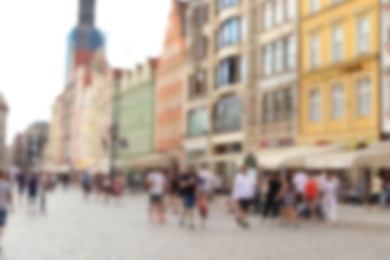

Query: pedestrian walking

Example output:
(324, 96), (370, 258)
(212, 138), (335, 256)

(369, 173), (383, 210)
(197, 189), (208, 229)
(102, 175), (112, 203)
(146, 168), (167, 224)
(232, 166), (256, 228)
(198, 164), (216, 201)
(82, 172), (92, 200)
(27, 173), (39, 213)
(304, 172), (320, 220)
(322, 172), (339, 225)
(16, 170), (27, 204)
(293, 169), (308, 204)
(113, 174), (125, 203)
(167, 170), (181, 214)
(39, 173), (51, 214)
(262, 172), (282, 224)
(280, 177), (298, 227)
(178, 166), (199, 229)
(0, 171), (12, 252)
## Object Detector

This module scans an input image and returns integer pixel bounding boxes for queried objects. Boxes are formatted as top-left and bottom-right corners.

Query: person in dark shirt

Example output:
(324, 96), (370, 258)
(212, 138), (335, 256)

(16, 171), (27, 203)
(263, 172), (283, 222)
(178, 166), (199, 229)
(168, 170), (181, 214)
(27, 173), (39, 212)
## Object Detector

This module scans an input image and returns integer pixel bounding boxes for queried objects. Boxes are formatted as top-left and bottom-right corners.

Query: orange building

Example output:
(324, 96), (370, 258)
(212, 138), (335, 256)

(156, 0), (188, 170)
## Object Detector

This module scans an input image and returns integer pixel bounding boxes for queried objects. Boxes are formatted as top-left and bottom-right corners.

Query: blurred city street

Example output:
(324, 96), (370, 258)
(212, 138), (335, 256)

(2, 189), (389, 260)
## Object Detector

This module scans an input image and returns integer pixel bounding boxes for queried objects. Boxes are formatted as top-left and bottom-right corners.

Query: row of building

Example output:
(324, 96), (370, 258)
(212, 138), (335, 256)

(11, 122), (48, 171)
(44, 0), (390, 179)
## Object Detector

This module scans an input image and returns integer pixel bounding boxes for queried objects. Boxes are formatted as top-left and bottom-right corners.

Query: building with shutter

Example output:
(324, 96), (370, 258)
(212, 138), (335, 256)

(299, 0), (381, 148)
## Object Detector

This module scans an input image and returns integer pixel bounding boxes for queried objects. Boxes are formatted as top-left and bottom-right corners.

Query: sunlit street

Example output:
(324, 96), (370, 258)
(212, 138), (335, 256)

(1, 189), (389, 260)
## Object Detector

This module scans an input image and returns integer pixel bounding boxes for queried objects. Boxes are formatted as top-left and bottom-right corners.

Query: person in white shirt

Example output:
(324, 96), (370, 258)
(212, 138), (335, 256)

(232, 166), (256, 228)
(146, 168), (167, 224)
(293, 170), (308, 203)
(322, 172), (340, 225)
(198, 164), (216, 200)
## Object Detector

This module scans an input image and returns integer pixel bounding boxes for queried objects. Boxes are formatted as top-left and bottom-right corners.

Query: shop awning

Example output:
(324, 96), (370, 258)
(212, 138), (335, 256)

(123, 153), (170, 170)
(355, 148), (390, 168)
(257, 145), (343, 170)
(210, 154), (243, 165)
(305, 145), (390, 169)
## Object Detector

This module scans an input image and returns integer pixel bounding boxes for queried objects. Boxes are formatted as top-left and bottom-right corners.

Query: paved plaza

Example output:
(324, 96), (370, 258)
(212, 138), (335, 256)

(2, 189), (390, 260)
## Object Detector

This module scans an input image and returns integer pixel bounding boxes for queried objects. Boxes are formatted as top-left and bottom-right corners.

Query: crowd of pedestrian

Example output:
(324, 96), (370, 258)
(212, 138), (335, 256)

(143, 164), (390, 231)
(232, 167), (342, 228)
(80, 172), (125, 203)
(145, 164), (219, 229)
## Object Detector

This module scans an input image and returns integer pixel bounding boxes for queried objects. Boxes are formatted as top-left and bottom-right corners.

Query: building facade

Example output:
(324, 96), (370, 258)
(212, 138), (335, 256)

(24, 122), (49, 170)
(299, 0), (381, 148)
(156, 0), (188, 170)
(12, 134), (27, 169)
(257, 0), (298, 149)
(185, 0), (258, 176)
(184, 0), (210, 167)
(87, 49), (113, 172)
(46, 95), (65, 167)
(382, 0), (390, 139)
(115, 59), (158, 170)
(0, 93), (8, 170)
(61, 82), (76, 169)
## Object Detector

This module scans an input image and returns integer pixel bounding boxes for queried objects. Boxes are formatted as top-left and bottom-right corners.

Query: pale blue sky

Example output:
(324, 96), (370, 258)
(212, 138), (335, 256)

(0, 0), (171, 144)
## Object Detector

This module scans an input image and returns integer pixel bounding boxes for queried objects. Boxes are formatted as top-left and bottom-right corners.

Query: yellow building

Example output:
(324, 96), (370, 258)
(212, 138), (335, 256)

(299, 0), (381, 148)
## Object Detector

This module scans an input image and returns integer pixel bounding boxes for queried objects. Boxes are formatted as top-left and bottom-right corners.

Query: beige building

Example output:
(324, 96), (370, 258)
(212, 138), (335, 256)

(46, 95), (65, 168)
(257, 0), (298, 148)
(87, 49), (113, 173)
(184, 0), (258, 176)
(0, 92), (8, 170)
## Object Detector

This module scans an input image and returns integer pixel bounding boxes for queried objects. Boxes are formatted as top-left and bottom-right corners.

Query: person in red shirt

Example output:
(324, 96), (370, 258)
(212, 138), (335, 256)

(304, 172), (319, 220)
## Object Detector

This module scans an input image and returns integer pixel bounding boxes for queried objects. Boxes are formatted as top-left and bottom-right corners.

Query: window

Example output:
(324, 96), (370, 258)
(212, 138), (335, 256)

(273, 91), (283, 122)
(214, 96), (242, 133)
(286, 0), (297, 20)
(193, 6), (205, 26)
(263, 45), (273, 76)
(218, 18), (241, 48)
(286, 36), (296, 69)
(188, 108), (209, 137)
(274, 41), (284, 73)
(275, 0), (284, 25)
(284, 88), (293, 119)
(357, 18), (370, 55)
(309, 0), (320, 13)
(218, 0), (239, 12)
(240, 55), (246, 81)
(332, 26), (343, 62)
(263, 2), (273, 30)
(357, 78), (371, 116)
(310, 35), (320, 69)
(309, 89), (321, 122)
(331, 84), (344, 119)
(189, 71), (207, 98)
(216, 56), (242, 87)
(262, 94), (272, 123)
(194, 36), (208, 60)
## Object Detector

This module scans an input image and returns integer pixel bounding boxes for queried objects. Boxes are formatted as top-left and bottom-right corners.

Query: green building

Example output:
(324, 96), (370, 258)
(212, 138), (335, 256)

(114, 59), (158, 170)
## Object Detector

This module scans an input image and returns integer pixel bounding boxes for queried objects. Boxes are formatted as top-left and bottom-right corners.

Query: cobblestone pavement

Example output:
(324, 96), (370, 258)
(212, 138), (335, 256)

(2, 189), (389, 260)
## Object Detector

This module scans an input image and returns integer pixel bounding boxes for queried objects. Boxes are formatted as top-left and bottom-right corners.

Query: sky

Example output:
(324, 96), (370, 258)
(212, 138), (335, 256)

(0, 0), (171, 144)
